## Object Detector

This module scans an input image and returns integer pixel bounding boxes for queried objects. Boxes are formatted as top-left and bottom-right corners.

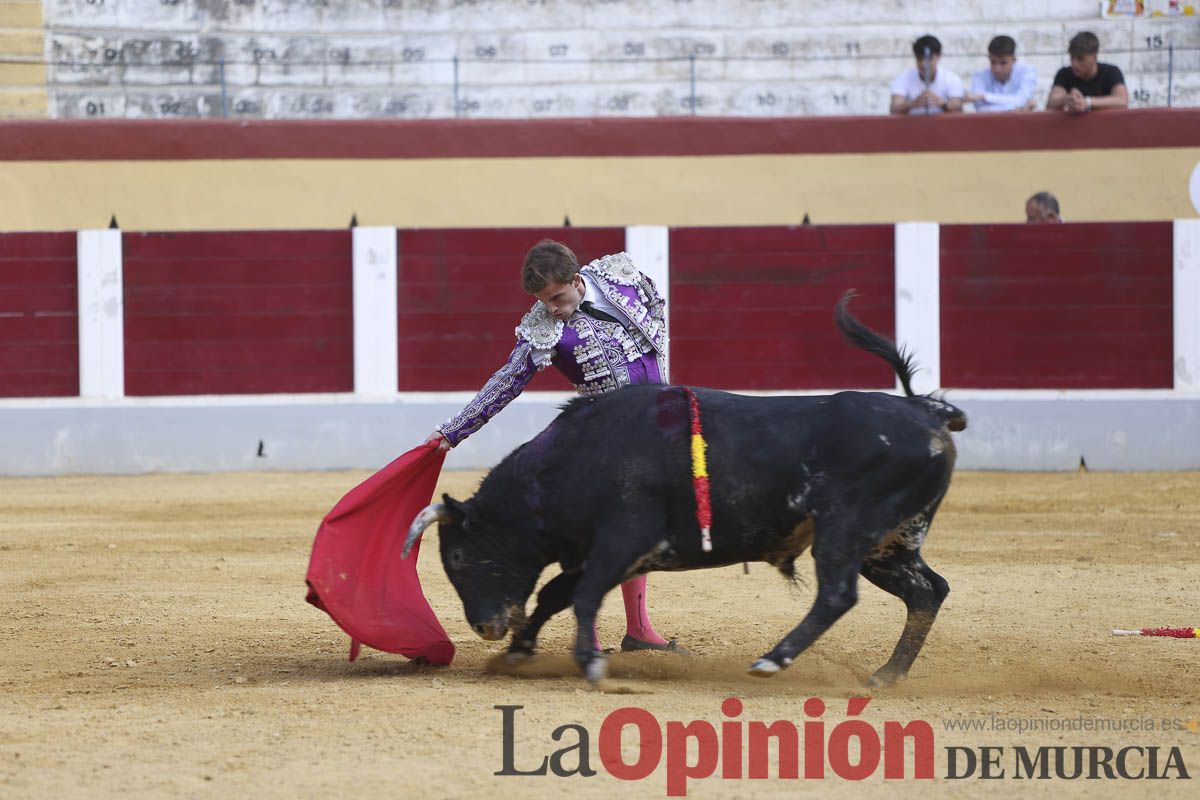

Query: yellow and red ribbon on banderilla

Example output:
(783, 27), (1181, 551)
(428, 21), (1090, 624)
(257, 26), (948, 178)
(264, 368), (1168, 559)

(684, 387), (713, 552)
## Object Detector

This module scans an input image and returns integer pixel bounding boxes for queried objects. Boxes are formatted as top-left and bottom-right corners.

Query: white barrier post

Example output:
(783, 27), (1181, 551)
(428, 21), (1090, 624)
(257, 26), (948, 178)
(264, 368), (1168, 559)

(352, 226), (399, 395)
(1175, 219), (1200, 391)
(77, 229), (124, 398)
(894, 222), (941, 394)
(625, 225), (670, 379)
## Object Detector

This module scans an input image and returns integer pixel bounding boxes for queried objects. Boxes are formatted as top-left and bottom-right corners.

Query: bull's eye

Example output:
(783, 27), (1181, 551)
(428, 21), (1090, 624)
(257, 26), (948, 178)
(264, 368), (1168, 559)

(449, 548), (464, 570)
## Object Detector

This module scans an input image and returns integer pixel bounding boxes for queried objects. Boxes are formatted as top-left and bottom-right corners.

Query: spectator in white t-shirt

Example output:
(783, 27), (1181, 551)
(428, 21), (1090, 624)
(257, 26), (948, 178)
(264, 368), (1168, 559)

(889, 35), (964, 115)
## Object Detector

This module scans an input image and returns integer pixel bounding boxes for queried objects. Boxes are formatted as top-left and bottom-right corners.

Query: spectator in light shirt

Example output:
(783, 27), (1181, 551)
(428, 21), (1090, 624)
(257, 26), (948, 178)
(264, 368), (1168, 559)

(967, 35), (1039, 112)
(889, 35), (964, 115)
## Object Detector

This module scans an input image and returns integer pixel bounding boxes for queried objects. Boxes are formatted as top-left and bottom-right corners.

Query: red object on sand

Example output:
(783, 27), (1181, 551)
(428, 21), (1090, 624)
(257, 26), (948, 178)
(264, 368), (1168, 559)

(1112, 627), (1199, 639)
(305, 441), (455, 665)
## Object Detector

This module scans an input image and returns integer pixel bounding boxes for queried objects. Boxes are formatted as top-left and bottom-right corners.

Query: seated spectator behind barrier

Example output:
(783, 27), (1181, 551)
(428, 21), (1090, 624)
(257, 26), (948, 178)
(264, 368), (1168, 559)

(1026, 192), (1064, 223)
(889, 35), (964, 115)
(1047, 31), (1129, 113)
(966, 36), (1038, 112)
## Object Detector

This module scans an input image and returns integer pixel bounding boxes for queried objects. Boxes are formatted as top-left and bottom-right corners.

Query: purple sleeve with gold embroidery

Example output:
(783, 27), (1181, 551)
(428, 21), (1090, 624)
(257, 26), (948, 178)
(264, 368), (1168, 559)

(437, 341), (539, 447)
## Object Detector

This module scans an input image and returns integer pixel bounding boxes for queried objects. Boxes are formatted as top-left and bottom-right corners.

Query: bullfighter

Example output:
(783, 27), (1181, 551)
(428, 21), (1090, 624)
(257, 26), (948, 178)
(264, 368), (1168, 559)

(425, 239), (683, 654)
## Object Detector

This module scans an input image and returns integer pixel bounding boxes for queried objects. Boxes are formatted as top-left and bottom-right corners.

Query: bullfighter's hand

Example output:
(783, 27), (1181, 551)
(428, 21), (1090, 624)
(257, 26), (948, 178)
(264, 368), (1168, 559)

(425, 431), (452, 451)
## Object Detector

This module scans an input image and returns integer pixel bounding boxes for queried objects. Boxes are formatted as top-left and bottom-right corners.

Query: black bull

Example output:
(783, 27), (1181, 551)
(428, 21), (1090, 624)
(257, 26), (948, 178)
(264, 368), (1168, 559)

(404, 297), (967, 686)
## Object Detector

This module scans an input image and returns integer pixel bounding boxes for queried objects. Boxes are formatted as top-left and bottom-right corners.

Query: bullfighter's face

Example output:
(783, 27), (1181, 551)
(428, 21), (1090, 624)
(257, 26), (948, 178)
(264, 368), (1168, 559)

(533, 274), (585, 321)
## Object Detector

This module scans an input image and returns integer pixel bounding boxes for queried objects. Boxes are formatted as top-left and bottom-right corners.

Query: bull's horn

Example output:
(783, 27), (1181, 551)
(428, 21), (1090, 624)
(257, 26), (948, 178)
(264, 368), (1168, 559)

(401, 503), (450, 559)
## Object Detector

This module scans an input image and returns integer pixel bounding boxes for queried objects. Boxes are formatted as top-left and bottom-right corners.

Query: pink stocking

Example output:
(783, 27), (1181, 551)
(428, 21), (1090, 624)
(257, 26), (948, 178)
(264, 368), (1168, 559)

(620, 575), (668, 645)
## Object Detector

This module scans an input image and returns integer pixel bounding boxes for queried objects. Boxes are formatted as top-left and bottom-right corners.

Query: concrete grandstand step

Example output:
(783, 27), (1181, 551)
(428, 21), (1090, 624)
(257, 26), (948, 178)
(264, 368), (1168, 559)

(0, 60), (42, 85)
(43, 0), (1126, 34)
(1, 1), (45, 119)
(0, 26), (40, 55)
(0, 85), (46, 116)
(34, 1), (1200, 119)
(0, 1), (39, 29)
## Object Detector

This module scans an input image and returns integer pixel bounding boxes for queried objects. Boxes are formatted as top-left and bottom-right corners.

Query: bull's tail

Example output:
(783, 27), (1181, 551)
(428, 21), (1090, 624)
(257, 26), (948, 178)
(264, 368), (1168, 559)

(835, 292), (919, 397)
(835, 292), (967, 432)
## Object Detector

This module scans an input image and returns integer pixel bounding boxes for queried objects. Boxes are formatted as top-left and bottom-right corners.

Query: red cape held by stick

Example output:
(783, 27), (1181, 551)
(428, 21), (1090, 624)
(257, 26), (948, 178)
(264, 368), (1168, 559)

(305, 441), (455, 665)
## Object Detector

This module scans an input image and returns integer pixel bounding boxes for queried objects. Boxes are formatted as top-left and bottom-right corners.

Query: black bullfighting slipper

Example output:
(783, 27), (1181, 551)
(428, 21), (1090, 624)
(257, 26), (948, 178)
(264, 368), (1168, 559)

(620, 635), (691, 656)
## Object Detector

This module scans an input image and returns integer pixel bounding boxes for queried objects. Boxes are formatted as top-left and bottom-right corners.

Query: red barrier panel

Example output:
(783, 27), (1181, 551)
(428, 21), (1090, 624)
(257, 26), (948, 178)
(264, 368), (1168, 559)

(123, 231), (353, 395)
(669, 226), (896, 389)
(5, 110), (1197, 161)
(6, 224), (1178, 400)
(940, 223), (1173, 389)
(396, 228), (626, 390)
(0, 233), (78, 398)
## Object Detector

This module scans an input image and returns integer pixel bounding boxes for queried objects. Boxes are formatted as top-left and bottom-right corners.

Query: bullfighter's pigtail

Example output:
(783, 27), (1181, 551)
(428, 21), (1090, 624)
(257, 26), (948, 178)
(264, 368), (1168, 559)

(684, 387), (713, 552)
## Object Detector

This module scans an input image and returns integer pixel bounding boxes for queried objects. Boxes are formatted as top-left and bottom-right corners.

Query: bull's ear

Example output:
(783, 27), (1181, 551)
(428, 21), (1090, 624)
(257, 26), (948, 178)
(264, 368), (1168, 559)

(441, 494), (467, 526)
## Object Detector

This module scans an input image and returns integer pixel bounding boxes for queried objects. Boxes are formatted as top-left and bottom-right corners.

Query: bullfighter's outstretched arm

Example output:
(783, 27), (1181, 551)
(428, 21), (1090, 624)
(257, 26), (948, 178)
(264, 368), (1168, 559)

(436, 341), (540, 447)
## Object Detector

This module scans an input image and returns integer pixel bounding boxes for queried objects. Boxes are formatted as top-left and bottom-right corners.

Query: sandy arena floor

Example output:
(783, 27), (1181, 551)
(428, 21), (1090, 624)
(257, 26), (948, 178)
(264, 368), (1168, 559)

(1, 469), (1198, 798)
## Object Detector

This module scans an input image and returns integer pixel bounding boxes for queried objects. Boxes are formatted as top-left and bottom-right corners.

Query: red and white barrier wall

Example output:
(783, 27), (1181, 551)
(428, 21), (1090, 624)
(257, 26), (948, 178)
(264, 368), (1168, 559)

(1, 222), (1197, 474)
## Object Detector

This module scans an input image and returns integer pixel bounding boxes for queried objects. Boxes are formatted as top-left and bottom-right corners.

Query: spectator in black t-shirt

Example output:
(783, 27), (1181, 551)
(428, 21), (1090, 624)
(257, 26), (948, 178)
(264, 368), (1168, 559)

(1047, 31), (1128, 113)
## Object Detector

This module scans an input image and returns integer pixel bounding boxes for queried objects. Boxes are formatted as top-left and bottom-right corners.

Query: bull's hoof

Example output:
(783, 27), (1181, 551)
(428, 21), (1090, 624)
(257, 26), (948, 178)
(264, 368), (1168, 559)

(504, 649), (533, 664)
(747, 657), (782, 678)
(866, 668), (907, 688)
(585, 656), (608, 685)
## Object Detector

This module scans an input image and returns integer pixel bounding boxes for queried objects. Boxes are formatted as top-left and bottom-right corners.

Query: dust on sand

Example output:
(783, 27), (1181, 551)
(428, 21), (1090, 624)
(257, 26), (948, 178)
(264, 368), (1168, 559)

(1, 470), (1198, 797)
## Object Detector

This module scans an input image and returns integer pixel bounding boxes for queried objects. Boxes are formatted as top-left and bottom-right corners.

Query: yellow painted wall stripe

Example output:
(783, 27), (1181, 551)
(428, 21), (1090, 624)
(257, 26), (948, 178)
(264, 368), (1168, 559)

(0, 0), (47, 120)
(0, 29), (41, 55)
(1, 148), (1196, 232)
(0, 63), (43, 86)
(0, 2), (41, 28)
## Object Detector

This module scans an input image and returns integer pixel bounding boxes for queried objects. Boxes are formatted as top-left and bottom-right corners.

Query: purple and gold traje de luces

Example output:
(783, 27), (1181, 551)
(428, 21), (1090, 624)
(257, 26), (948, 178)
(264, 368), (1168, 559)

(439, 253), (668, 446)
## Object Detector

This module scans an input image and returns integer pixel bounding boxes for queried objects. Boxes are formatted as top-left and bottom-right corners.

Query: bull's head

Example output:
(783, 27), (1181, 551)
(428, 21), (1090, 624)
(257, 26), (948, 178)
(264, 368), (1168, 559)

(403, 494), (541, 642)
